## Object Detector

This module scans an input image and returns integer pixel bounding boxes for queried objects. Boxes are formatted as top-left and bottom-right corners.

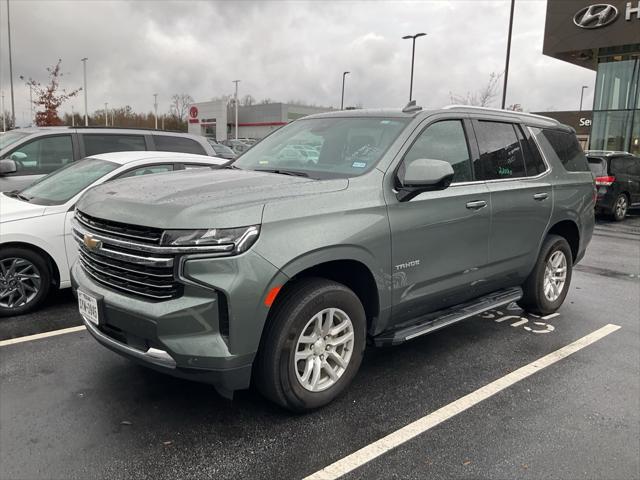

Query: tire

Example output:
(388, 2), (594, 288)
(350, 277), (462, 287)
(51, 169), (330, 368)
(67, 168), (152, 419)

(611, 194), (628, 222)
(518, 234), (573, 315)
(255, 277), (366, 412)
(0, 247), (51, 317)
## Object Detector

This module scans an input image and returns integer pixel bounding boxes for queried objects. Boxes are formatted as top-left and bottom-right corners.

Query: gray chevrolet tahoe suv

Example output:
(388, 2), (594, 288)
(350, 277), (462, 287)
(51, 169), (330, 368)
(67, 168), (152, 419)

(71, 104), (595, 411)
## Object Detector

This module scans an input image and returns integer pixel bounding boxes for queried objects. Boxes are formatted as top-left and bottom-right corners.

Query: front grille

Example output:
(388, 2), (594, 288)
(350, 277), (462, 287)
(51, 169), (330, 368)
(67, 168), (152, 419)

(76, 210), (164, 245)
(74, 213), (181, 301)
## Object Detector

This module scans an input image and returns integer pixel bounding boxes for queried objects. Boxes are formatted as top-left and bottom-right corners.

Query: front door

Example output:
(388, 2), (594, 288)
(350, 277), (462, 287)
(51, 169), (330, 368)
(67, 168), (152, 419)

(386, 118), (491, 326)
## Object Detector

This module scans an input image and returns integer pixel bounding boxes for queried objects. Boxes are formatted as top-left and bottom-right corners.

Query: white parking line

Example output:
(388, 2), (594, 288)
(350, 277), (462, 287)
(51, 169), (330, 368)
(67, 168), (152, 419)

(303, 323), (621, 480)
(510, 318), (528, 327)
(0, 325), (86, 347)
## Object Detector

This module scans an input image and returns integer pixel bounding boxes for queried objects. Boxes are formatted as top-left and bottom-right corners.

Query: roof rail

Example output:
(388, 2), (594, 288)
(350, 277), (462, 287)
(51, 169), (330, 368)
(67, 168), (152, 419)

(442, 105), (560, 124)
(402, 100), (423, 113)
(71, 126), (186, 133)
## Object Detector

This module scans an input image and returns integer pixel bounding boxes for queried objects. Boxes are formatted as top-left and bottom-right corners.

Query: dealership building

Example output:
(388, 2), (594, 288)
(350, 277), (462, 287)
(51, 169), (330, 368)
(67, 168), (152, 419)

(187, 100), (332, 141)
(543, 0), (640, 154)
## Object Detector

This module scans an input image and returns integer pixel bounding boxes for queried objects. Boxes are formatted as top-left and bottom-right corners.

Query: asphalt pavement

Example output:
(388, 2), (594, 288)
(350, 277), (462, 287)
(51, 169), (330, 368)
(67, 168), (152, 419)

(1, 213), (638, 480)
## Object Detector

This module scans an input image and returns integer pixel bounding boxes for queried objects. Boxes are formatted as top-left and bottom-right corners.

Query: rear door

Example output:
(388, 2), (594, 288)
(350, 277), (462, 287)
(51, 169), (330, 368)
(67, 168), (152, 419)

(387, 116), (491, 324)
(470, 119), (552, 290)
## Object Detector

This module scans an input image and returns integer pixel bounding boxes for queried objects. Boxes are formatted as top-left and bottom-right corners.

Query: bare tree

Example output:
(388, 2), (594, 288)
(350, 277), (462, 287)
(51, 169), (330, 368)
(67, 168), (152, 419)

(169, 93), (194, 122)
(241, 94), (255, 106)
(449, 72), (504, 108)
(507, 103), (523, 112)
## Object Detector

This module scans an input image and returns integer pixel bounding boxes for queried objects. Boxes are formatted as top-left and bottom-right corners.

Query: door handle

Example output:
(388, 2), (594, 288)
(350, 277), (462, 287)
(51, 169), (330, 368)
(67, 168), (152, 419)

(533, 192), (549, 201)
(466, 200), (487, 210)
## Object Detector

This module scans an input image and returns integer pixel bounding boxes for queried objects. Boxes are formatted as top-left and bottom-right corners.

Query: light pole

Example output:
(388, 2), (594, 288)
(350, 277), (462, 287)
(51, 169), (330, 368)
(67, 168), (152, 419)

(71, 105), (75, 127)
(233, 80), (240, 140)
(153, 93), (158, 129)
(340, 71), (350, 110)
(579, 85), (589, 111)
(402, 33), (426, 102)
(501, 0), (516, 109)
(1, 91), (5, 132)
(81, 58), (88, 126)
(7, 0), (15, 128)
(104, 102), (108, 126)
(19, 76), (34, 126)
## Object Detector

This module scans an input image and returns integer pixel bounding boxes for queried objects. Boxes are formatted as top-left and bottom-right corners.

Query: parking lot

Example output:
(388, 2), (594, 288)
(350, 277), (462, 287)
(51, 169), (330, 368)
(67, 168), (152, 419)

(1, 214), (638, 480)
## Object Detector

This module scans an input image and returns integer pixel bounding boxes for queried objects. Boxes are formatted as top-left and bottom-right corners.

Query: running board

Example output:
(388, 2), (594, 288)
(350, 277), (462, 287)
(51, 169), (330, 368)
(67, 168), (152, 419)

(374, 287), (523, 346)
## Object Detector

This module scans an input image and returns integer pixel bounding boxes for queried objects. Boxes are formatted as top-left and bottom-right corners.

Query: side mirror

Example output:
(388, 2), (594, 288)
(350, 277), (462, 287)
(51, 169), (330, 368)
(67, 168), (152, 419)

(397, 159), (454, 201)
(9, 151), (27, 161)
(0, 159), (17, 175)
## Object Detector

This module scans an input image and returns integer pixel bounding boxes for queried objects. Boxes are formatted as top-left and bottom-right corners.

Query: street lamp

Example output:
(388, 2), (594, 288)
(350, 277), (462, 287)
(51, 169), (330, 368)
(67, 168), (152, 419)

(402, 33), (426, 102)
(81, 57), (88, 126)
(153, 93), (158, 129)
(104, 102), (108, 126)
(341, 71), (350, 110)
(501, 0), (516, 109)
(19, 75), (34, 126)
(579, 85), (589, 111)
(233, 80), (240, 140)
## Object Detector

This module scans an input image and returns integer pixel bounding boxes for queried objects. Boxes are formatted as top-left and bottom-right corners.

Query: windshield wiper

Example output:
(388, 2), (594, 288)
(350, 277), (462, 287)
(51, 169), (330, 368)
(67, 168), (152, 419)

(254, 168), (309, 178)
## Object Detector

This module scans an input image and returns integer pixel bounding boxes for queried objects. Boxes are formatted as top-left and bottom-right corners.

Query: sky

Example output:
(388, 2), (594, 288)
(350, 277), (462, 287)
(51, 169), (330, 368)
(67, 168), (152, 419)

(0, 0), (596, 126)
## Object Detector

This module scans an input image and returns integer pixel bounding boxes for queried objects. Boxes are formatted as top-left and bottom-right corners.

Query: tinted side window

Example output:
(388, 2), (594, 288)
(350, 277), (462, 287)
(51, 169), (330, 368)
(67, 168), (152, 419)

(155, 135), (206, 155)
(610, 157), (633, 175)
(83, 134), (146, 156)
(473, 121), (526, 180)
(7, 135), (74, 175)
(531, 128), (588, 172)
(517, 126), (547, 176)
(117, 164), (173, 179)
(403, 120), (472, 182)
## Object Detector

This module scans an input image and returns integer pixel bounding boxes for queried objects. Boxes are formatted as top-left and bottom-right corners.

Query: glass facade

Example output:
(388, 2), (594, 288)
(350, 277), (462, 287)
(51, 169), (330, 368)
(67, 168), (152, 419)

(590, 52), (640, 155)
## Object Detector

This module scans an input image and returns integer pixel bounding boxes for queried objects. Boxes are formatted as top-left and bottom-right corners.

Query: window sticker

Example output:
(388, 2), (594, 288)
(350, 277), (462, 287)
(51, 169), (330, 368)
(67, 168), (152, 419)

(352, 161), (367, 168)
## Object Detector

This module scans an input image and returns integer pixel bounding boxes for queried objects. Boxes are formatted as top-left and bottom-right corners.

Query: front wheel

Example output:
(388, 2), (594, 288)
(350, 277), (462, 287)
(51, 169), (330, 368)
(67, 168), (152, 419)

(518, 235), (573, 315)
(0, 247), (51, 317)
(255, 278), (366, 412)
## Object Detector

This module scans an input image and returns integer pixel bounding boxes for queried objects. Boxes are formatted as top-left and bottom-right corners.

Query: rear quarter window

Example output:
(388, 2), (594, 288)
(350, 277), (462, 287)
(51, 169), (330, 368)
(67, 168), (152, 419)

(154, 135), (206, 155)
(587, 157), (608, 176)
(531, 128), (589, 172)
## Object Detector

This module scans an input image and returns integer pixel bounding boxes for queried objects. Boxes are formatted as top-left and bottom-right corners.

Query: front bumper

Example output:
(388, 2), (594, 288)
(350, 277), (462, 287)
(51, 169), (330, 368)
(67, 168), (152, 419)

(71, 249), (286, 396)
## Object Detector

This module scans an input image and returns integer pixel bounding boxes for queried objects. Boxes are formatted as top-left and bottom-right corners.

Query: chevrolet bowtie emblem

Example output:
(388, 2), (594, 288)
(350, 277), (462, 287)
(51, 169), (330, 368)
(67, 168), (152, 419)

(83, 234), (102, 252)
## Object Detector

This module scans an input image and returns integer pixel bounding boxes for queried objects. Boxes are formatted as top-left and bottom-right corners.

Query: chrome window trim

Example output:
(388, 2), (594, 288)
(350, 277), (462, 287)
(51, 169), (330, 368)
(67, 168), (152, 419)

(72, 220), (234, 255)
(448, 125), (552, 187)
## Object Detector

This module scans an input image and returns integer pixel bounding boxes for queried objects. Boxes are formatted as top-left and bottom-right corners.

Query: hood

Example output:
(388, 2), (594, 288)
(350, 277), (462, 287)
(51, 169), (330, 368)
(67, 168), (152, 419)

(0, 193), (47, 223)
(76, 168), (348, 229)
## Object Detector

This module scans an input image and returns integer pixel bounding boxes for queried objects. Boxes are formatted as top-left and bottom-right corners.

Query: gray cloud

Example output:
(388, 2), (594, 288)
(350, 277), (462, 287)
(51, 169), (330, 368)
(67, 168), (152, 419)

(0, 0), (595, 126)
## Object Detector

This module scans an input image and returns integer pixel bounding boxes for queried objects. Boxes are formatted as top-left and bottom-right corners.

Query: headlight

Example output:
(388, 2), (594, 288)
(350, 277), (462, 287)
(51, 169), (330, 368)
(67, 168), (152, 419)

(160, 225), (260, 254)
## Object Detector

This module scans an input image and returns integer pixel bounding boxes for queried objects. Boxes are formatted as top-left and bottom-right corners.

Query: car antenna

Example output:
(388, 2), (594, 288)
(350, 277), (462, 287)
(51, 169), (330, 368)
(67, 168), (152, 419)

(402, 100), (422, 113)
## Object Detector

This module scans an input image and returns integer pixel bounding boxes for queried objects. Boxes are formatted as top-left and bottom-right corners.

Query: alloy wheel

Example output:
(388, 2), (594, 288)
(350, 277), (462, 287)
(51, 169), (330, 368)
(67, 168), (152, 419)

(294, 307), (355, 392)
(0, 257), (42, 310)
(615, 195), (628, 219)
(543, 250), (567, 302)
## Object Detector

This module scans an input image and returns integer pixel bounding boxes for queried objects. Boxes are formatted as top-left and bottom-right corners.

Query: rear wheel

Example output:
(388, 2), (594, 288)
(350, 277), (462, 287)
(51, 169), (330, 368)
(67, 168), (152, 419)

(518, 235), (572, 315)
(0, 247), (51, 317)
(611, 194), (628, 221)
(255, 278), (366, 412)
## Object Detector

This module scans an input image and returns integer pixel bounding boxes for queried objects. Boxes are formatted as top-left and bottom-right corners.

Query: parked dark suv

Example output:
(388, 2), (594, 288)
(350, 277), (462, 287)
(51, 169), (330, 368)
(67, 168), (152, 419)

(71, 104), (595, 411)
(587, 151), (640, 221)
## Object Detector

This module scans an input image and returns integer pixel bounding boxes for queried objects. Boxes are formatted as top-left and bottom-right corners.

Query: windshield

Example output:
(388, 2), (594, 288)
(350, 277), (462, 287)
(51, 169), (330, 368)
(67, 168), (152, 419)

(17, 158), (118, 205)
(0, 131), (29, 150)
(213, 144), (235, 155)
(233, 116), (409, 179)
(587, 157), (607, 176)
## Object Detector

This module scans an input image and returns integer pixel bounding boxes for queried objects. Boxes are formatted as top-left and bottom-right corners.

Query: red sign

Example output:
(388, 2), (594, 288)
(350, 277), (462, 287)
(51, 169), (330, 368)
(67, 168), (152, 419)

(189, 106), (198, 119)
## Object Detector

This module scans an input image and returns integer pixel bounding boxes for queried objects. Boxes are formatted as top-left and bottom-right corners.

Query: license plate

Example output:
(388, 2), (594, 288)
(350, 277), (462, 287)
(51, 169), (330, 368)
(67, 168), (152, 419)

(78, 290), (99, 326)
